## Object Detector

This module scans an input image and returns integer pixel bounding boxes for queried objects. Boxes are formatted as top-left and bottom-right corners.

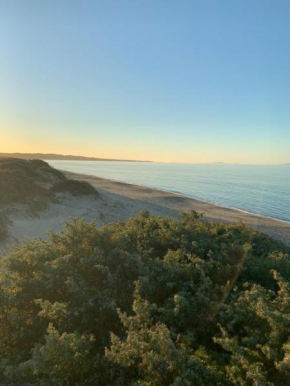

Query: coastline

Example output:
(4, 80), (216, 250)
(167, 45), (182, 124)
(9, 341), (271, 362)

(65, 170), (290, 246)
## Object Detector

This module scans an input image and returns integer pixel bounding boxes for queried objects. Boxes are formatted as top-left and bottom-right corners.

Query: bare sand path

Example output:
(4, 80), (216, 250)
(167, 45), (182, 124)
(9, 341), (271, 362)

(66, 171), (290, 246)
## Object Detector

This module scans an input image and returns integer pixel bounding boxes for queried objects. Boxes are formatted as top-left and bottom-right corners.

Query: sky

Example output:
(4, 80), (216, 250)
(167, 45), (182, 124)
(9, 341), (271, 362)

(0, 0), (289, 164)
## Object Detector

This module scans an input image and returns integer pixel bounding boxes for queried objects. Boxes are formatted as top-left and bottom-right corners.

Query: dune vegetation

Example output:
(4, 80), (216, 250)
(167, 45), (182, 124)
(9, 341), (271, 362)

(0, 215), (10, 242)
(0, 211), (290, 385)
(0, 158), (99, 206)
(0, 158), (99, 241)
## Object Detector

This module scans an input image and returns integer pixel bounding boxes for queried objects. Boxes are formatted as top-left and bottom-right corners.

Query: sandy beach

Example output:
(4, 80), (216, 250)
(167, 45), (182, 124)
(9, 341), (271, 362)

(1, 170), (289, 249)
(66, 171), (290, 246)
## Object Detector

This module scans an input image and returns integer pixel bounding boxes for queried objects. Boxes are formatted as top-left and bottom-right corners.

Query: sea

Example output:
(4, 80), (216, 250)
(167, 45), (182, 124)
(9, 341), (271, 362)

(47, 161), (290, 223)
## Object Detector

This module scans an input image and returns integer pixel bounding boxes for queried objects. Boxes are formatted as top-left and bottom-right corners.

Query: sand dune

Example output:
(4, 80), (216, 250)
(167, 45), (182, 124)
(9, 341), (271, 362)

(1, 170), (289, 250)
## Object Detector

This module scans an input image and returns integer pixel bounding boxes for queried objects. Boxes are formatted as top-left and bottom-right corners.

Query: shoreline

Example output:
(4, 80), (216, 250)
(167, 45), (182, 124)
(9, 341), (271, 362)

(65, 170), (290, 246)
(51, 164), (290, 225)
(171, 189), (290, 225)
(64, 170), (290, 224)
(127, 184), (290, 225)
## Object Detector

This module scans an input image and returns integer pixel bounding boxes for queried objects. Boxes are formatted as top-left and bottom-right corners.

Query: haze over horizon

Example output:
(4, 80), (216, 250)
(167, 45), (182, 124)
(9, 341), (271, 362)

(1, 0), (289, 164)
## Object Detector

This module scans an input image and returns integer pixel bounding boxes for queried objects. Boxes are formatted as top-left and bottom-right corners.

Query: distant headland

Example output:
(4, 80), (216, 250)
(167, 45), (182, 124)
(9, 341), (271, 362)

(0, 153), (152, 162)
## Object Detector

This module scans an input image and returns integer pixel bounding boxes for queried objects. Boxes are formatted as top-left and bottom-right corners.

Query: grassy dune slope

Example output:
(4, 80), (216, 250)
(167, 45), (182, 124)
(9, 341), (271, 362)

(0, 158), (99, 241)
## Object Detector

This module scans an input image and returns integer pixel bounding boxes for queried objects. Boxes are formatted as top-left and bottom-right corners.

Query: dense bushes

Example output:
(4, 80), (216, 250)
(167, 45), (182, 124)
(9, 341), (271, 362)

(51, 179), (100, 197)
(0, 211), (290, 385)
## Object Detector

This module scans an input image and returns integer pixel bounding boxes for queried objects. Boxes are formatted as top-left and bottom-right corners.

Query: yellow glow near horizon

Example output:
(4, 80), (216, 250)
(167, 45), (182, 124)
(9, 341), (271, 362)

(0, 143), (286, 165)
(0, 123), (288, 165)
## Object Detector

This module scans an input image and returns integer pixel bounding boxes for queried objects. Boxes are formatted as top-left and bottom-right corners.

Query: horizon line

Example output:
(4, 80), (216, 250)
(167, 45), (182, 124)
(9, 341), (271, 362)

(0, 152), (289, 166)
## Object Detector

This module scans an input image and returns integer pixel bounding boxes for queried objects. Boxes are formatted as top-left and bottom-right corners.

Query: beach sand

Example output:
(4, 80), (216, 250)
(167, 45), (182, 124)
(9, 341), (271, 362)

(66, 171), (290, 246)
(1, 170), (289, 249)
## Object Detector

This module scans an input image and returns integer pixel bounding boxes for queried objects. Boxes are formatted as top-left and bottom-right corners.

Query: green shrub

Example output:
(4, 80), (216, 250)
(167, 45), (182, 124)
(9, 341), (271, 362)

(51, 179), (100, 197)
(0, 214), (10, 242)
(0, 212), (290, 385)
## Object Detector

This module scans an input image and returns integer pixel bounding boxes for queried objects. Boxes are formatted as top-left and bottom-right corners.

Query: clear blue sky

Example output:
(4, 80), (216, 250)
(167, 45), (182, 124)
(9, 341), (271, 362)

(1, 0), (289, 163)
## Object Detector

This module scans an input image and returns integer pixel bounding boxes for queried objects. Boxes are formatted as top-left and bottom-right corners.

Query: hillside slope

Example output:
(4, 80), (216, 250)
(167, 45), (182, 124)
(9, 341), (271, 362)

(0, 158), (99, 242)
(0, 159), (171, 249)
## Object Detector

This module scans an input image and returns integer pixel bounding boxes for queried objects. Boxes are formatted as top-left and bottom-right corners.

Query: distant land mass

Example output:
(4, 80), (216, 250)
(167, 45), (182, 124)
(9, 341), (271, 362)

(209, 162), (225, 164)
(0, 153), (151, 162)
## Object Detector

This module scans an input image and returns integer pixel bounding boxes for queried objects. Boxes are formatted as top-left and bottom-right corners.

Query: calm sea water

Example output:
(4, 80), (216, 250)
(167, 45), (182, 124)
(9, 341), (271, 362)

(47, 161), (290, 223)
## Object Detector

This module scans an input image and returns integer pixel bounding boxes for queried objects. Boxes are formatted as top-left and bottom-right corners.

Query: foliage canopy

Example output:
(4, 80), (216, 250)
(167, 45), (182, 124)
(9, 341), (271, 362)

(0, 211), (290, 385)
